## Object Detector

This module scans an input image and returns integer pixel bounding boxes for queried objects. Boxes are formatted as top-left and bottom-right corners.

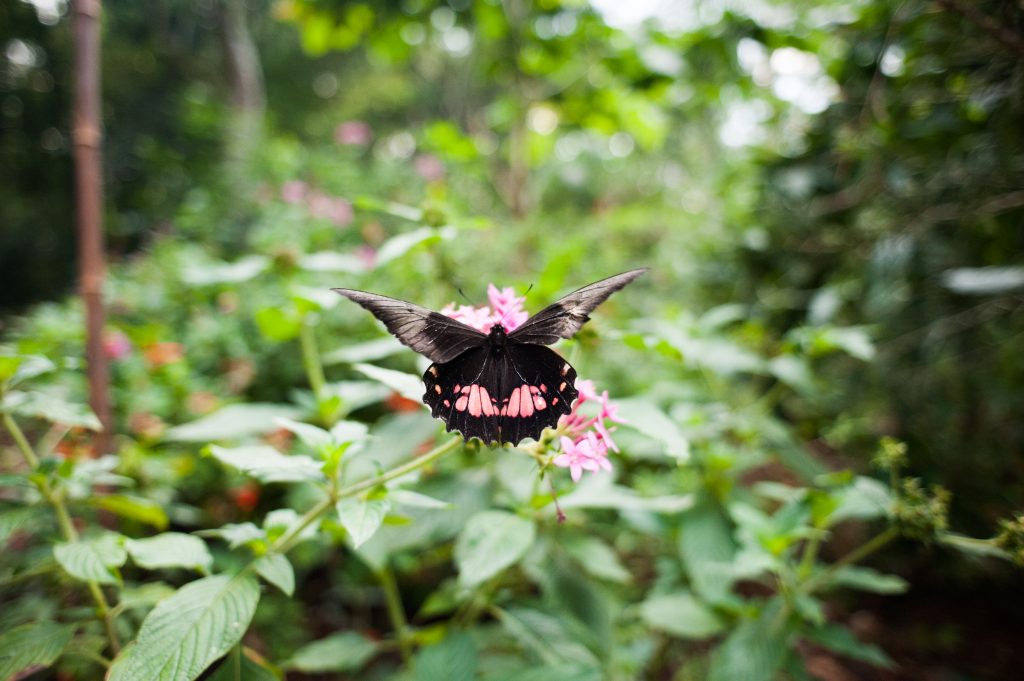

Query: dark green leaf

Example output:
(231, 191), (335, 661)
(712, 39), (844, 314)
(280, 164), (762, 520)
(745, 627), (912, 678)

(0, 621), (75, 680)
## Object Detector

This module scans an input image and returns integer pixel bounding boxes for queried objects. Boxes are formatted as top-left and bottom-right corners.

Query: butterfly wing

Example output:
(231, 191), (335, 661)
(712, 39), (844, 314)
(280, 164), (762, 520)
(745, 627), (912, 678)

(423, 344), (578, 446)
(333, 288), (487, 364)
(507, 268), (647, 346)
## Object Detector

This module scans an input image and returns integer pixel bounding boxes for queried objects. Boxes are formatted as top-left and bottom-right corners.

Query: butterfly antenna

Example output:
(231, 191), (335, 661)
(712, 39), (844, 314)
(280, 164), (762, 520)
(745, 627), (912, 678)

(547, 476), (566, 524)
(525, 283), (534, 295)
(457, 288), (473, 305)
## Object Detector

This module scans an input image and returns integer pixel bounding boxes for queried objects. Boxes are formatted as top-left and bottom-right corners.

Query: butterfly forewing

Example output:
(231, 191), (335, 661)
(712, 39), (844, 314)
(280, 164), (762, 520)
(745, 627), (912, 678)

(507, 268), (648, 346)
(423, 344), (578, 446)
(331, 288), (487, 363)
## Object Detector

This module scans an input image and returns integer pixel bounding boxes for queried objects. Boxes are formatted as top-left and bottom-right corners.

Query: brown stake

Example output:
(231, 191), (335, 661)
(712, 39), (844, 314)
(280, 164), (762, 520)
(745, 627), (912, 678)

(72, 0), (112, 453)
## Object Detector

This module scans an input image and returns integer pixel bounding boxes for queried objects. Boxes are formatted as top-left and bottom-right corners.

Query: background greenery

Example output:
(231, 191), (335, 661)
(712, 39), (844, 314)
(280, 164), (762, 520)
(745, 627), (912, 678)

(2, 0), (1023, 679)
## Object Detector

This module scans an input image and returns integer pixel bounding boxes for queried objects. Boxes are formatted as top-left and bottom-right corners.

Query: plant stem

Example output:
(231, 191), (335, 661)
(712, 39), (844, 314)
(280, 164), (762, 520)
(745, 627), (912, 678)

(802, 527), (899, 595)
(2, 412), (121, 653)
(377, 565), (412, 662)
(336, 436), (463, 499)
(299, 315), (326, 400)
(270, 494), (335, 556)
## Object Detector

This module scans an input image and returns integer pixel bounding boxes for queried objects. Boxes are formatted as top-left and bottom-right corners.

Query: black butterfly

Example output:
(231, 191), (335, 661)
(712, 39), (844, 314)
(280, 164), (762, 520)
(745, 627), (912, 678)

(332, 269), (646, 446)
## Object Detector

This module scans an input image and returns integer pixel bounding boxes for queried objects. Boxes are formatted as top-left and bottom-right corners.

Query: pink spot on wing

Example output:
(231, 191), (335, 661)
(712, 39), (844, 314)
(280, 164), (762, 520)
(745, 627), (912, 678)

(504, 386), (521, 417)
(518, 384), (535, 417)
(479, 386), (495, 416)
(454, 384), (462, 393)
(533, 394), (547, 410)
(455, 395), (468, 411)
(467, 385), (483, 417)
(443, 399), (451, 407)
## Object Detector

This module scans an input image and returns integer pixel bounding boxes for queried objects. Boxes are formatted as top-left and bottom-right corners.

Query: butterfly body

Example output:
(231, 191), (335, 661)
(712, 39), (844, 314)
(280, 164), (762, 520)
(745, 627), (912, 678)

(333, 269), (645, 446)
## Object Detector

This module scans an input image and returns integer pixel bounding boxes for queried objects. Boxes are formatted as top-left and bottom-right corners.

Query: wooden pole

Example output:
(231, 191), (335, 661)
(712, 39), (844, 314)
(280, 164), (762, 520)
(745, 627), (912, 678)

(72, 0), (112, 453)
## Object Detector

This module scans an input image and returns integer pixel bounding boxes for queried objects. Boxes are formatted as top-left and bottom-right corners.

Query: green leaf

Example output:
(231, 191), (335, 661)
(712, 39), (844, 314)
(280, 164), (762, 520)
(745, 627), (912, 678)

(826, 565), (908, 594)
(830, 477), (892, 524)
(208, 445), (324, 483)
(198, 522), (266, 549)
(414, 630), (477, 681)
(562, 536), (631, 584)
(118, 582), (177, 610)
(54, 534), (127, 585)
(254, 306), (302, 342)
(0, 353), (55, 387)
(165, 403), (304, 442)
(489, 664), (602, 681)
(0, 621), (75, 680)
(708, 602), (792, 681)
(254, 554), (295, 596)
(3, 390), (102, 430)
(455, 511), (536, 588)
(0, 507), (38, 544)
(391, 489), (453, 510)
(91, 494), (169, 530)
(300, 251), (365, 274)
(286, 632), (378, 673)
(678, 497), (738, 605)
(493, 608), (598, 667)
(559, 474), (693, 513)
(353, 363), (424, 403)
(126, 533), (213, 572)
(274, 418), (332, 450)
(181, 255), (269, 286)
(336, 497), (391, 548)
(639, 591), (725, 639)
(323, 337), (406, 364)
(375, 226), (454, 266)
(805, 623), (893, 668)
(613, 398), (690, 462)
(107, 574), (260, 681)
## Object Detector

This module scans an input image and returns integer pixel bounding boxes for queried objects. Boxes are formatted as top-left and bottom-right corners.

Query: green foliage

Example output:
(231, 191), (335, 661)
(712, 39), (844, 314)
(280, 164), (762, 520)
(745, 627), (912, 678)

(3, 0), (1024, 679)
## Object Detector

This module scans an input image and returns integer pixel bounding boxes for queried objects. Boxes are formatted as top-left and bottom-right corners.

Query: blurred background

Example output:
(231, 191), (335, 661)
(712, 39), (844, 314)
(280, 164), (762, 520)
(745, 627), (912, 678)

(2, 0), (1023, 679)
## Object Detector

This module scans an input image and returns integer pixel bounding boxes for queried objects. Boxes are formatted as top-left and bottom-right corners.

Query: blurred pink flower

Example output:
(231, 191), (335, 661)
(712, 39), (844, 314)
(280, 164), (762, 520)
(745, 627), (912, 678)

(414, 154), (445, 181)
(307, 192), (353, 227)
(356, 245), (377, 269)
(487, 285), (528, 331)
(281, 180), (307, 204)
(335, 120), (372, 146)
(441, 283), (529, 333)
(103, 330), (132, 360)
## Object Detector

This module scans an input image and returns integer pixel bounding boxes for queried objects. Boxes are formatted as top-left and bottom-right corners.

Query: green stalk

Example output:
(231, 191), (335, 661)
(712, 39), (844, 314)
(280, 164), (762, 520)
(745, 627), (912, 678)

(377, 565), (412, 662)
(336, 436), (463, 499)
(2, 412), (121, 654)
(299, 315), (327, 400)
(801, 527), (899, 595)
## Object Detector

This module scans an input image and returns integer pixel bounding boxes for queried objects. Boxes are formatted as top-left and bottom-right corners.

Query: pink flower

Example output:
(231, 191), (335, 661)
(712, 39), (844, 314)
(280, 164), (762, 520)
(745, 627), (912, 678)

(487, 285), (528, 331)
(281, 180), (307, 204)
(328, 197), (354, 227)
(335, 120), (372, 146)
(441, 303), (496, 332)
(356, 245), (377, 269)
(103, 330), (132, 360)
(554, 377), (624, 479)
(414, 154), (445, 181)
(553, 434), (611, 482)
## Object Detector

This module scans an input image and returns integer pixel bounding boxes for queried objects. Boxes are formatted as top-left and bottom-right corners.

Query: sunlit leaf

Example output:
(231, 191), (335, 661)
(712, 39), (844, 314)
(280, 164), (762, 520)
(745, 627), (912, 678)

(165, 403), (304, 442)
(336, 497), (391, 548)
(0, 621), (75, 681)
(455, 511), (535, 588)
(126, 533), (213, 572)
(353, 363), (424, 403)
(640, 590), (725, 639)
(91, 495), (169, 530)
(286, 632), (379, 674)
(208, 445), (324, 483)
(54, 534), (127, 585)
(107, 574), (260, 681)
(2, 390), (102, 430)
(254, 553), (295, 596)
(562, 535), (631, 584)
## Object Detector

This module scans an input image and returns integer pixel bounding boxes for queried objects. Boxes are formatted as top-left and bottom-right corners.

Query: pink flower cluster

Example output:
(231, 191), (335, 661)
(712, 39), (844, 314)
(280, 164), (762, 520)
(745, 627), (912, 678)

(280, 180), (353, 227)
(554, 379), (623, 482)
(441, 284), (623, 482)
(441, 284), (529, 334)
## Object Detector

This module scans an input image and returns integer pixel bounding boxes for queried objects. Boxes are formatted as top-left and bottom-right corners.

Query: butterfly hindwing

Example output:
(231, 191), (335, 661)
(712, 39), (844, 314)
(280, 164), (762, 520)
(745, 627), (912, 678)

(423, 344), (578, 446)
(331, 288), (487, 363)
(507, 268), (648, 346)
